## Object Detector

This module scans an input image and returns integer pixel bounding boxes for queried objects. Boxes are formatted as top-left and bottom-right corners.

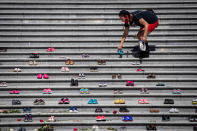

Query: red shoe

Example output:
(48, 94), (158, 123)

(37, 74), (42, 79)
(113, 110), (117, 115)
(40, 119), (44, 122)
(101, 116), (106, 121)
(43, 74), (49, 79)
(96, 116), (102, 121)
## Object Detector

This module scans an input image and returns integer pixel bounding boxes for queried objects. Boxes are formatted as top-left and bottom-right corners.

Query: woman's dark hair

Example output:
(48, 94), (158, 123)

(119, 10), (130, 17)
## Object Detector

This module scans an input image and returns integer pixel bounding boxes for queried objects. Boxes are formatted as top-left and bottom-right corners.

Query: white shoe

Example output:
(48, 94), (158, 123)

(1, 82), (7, 87)
(17, 68), (22, 72)
(65, 67), (70, 72)
(13, 68), (18, 72)
(139, 40), (146, 51)
(169, 108), (175, 113)
(33, 60), (37, 65)
(61, 67), (66, 72)
(29, 61), (34, 65)
(174, 108), (179, 113)
(103, 83), (107, 87)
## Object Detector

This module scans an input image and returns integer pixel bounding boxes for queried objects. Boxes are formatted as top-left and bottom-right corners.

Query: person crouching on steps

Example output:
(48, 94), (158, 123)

(118, 9), (159, 51)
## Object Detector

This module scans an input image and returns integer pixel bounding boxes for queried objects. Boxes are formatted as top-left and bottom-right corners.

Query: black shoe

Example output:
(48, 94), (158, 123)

(29, 53), (39, 58)
(18, 127), (26, 131)
(0, 48), (7, 52)
(70, 78), (75, 86)
(75, 79), (78, 86)
(193, 125), (197, 131)
(95, 107), (103, 113)
(162, 115), (170, 121)
(12, 100), (21, 105)
(189, 116), (196, 122)
(164, 99), (174, 104)
(24, 114), (29, 122)
(28, 114), (33, 122)
(119, 107), (130, 113)
(146, 124), (157, 130)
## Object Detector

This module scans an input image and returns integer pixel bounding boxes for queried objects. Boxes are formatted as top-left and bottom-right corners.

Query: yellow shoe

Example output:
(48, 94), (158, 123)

(192, 100), (197, 104)
(119, 99), (125, 104)
(114, 99), (120, 104)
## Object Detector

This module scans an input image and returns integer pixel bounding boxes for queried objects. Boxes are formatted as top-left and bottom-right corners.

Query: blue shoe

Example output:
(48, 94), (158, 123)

(127, 116), (133, 121)
(69, 106), (74, 112)
(74, 107), (78, 113)
(122, 116), (127, 121)
(93, 99), (98, 104)
(27, 107), (31, 113)
(85, 88), (89, 94)
(88, 99), (94, 104)
(117, 49), (124, 55)
(23, 108), (27, 113)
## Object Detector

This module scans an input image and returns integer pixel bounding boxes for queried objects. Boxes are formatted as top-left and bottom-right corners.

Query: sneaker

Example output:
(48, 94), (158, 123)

(139, 40), (146, 51)
(64, 98), (70, 104)
(144, 88), (149, 94)
(169, 108), (175, 113)
(93, 98), (98, 104)
(74, 107), (78, 113)
(127, 116), (133, 121)
(58, 98), (65, 104)
(119, 107), (130, 113)
(117, 49), (124, 55)
(80, 88), (85, 94)
(140, 88), (145, 94)
(84, 88), (89, 94)
(117, 74), (122, 79)
(96, 116), (102, 121)
(88, 98), (94, 104)
(156, 83), (165, 86)
(172, 89), (177, 94)
(43, 74), (49, 79)
(101, 116), (106, 121)
(42, 89), (48, 94)
(95, 108), (103, 113)
(37, 74), (42, 79)
(69, 106), (74, 112)
(176, 89), (182, 94)
(61, 67), (66, 72)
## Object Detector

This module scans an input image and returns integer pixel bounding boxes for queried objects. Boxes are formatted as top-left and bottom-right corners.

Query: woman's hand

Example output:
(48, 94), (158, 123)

(118, 45), (123, 49)
(141, 36), (147, 42)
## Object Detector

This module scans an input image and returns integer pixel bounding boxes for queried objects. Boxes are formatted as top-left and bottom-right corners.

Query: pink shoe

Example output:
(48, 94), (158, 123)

(138, 99), (144, 104)
(137, 68), (144, 72)
(42, 89), (48, 94)
(47, 88), (52, 94)
(15, 90), (20, 94)
(50, 47), (55, 52)
(58, 98), (64, 104)
(9, 90), (15, 94)
(143, 99), (149, 104)
(43, 74), (49, 79)
(46, 48), (51, 52)
(61, 67), (66, 72)
(37, 74), (42, 79)
(64, 98), (70, 104)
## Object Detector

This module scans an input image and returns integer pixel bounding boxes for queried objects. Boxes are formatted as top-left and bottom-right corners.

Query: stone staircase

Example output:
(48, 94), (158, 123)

(0, 0), (197, 131)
